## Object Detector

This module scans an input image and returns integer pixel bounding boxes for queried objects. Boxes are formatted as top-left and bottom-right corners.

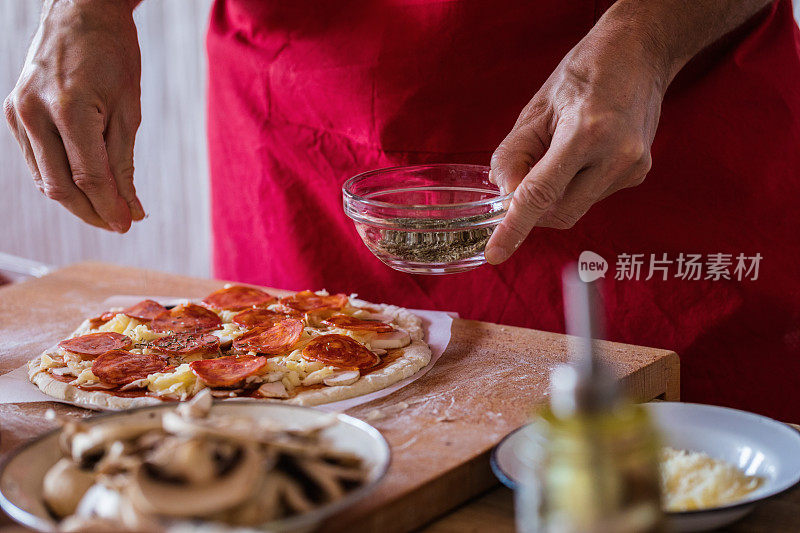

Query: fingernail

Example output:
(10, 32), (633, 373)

(131, 203), (146, 221)
(111, 222), (128, 233)
(485, 245), (509, 265)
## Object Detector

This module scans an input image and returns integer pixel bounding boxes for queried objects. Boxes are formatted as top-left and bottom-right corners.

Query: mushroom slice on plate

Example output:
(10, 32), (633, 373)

(125, 442), (262, 517)
(42, 458), (96, 518)
(294, 458), (346, 502)
(161, 410), (270, 443)
(40, 391), (372, 529)
(144, 436), (221, 485)
(277, 472), (316, 514)
(213, 470), (283, 525)
(70, 418), (162, 464)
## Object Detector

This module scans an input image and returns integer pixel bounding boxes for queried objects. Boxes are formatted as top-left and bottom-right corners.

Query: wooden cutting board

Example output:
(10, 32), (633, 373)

(0, 262), (680, 532)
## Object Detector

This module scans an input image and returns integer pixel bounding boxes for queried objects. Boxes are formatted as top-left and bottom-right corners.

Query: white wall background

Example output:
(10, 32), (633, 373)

(0, 0), (213, 277)
(1, 2), (799, 279)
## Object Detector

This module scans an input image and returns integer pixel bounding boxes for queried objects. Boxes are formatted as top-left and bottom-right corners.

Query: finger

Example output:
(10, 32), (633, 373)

(105, 110), (144, 221)
(4, 100), (44, 194)
(536, 151), (651, 228)
(53, 104), (132, 232)
(485, 131), (588, 265)
(489, 125), (548, 195)
(595, 153), (652, 202)
(489, 136), (535, 195)
(17, 126), (46, 195)
(22, 117), (112, 230)
(535, 166), (607, 229)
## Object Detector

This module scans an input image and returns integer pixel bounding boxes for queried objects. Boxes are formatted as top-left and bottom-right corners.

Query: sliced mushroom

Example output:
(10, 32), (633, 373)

(42, 458), (96, 518)
(369, 330), (410, 349)
(323, 370), (360, 387)
(277, 472), (316, 514)
(47, 381), (369, 528)
(294, 458), (345, 502)
(58, 419), (89, 457)
(350, 308), (393, 322)
(94, 440), (141, 475)
(257, 381), (289, 398)
(214, 470), (283, 526)
(71, 418), (163, 464)
(175, 387), (213, 419)
(125, 442), (262, 517)
(71, 483), (164, 532)
(161, 410), (261, 443)
(59, 516), (122, 533)
(210, 389), (244, 398)
(210, 329), (237, 348)
(266, 436), (361, 466)
(144, 436), (220, 485)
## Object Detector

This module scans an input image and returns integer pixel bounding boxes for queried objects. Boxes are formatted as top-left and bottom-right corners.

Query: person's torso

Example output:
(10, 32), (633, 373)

(206, 0), (800, 419)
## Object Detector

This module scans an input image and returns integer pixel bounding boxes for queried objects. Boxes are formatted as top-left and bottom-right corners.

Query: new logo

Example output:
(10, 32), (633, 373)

(578, 251), (608, 282)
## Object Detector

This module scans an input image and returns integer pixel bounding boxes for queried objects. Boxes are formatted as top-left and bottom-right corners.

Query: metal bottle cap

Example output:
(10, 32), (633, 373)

(549, 266), (620, 418)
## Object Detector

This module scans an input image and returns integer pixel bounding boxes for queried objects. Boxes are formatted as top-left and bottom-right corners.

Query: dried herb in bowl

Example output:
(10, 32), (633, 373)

(373, 212), (499, 264)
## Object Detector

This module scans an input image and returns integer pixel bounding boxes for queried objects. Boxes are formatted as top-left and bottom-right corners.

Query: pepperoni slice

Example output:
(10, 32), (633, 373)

(278, 291), (349, 313)
(274, 306), (304, 318)
(202, 286), (276, 311)
(301, 334), (379, 370)
(232, 308), (288, 329)
(150, 304), (222, 334)
(233, 318), (304, 354)
(149, 332), (220, 356)
(189, 355), (266, 387)
(122, 299), (168, 322)
(88, 311), (118, 328)
(59, 332), (133, 360)
(323, 315), (395, 332)
(92, 350), (168, 386)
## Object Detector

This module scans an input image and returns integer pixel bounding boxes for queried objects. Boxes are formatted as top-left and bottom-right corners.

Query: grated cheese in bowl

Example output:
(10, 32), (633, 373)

(660, 447), (764, 512)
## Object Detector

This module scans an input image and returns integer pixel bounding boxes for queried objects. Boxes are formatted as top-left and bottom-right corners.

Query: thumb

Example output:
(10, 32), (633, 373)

(485, 132), (583, 264)
(105, 108), (145, 221)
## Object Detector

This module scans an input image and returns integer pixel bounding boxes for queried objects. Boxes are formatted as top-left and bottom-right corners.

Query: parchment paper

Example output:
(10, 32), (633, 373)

(0, 295), (456, 412)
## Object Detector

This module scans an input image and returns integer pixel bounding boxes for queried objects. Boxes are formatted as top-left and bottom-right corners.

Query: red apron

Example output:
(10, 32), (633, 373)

(207, 0), (800, 421)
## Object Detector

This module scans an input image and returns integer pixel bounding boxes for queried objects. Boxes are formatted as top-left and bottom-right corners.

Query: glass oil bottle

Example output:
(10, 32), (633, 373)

(516, 269), (664, 533)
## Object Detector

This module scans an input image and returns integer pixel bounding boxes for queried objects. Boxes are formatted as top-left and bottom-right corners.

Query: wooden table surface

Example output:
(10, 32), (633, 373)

(420, 480), (800, 533)
(1, 262), (683, 532)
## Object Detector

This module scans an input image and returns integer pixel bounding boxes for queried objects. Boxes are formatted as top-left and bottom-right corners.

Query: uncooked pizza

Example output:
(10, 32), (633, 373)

(27, 286), (431, 410)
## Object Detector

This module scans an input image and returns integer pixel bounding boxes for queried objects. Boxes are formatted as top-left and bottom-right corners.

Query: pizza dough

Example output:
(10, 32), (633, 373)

(27, 288), (431, 410)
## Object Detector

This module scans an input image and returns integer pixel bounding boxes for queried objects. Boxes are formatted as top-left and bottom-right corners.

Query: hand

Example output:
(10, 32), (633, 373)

(3, 0), (143, 233)
(485, 13), (671, 264)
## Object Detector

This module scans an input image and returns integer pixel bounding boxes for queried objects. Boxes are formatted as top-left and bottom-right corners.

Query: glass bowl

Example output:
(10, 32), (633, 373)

(343, 164), (511, 275)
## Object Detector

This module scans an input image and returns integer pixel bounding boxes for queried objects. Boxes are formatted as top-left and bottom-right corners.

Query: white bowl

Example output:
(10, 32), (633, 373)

(0, 402), (390, 532)
(491, 402), (800, 532)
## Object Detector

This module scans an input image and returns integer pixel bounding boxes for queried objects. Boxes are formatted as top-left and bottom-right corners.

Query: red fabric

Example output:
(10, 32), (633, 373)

(207, 1), (800, 421)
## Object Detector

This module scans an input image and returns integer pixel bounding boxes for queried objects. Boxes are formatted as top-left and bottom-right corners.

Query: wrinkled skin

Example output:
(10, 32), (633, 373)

(485, 0), (770, 264)
(3, 0), (143, 232)
(485, 15), (667, 264)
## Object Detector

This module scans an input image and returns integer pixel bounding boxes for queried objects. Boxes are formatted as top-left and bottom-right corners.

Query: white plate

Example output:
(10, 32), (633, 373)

(0, 402), (390, 532)
(491, 402), (800, 532)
